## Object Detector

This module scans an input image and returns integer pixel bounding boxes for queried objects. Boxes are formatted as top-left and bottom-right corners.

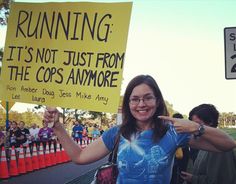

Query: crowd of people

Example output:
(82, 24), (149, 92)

(71, 120), (105, 145)
(0, 120), (55, 159)
(0, 119), (106, 160)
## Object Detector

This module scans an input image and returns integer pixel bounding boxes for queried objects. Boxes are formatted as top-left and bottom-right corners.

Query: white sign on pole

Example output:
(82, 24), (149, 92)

(224, 27), (236, 79)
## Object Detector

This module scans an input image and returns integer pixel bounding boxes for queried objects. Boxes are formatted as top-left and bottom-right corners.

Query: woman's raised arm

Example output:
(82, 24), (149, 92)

(44, 107), (110, 164)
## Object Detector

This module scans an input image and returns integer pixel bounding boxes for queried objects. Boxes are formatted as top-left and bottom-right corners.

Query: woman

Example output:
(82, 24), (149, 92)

(44, 75), (236, 184)
(38, 120), (53, 149)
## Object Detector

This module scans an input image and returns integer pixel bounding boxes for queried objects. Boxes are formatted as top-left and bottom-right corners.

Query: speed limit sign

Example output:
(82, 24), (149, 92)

(224, 27), (236, 79)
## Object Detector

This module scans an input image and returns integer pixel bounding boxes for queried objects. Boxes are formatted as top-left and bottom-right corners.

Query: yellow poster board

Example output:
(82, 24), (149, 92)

(0, 2), (132, 113)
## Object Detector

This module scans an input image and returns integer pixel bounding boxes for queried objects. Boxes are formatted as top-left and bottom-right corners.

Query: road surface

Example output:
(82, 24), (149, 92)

(0, 157), (107, 184)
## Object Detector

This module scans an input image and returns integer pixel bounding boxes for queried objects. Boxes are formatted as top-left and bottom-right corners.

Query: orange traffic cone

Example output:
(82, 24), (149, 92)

(31, 143), (39, 170)
(25, 145), (33, 172)
(18, 145), (26, 174)
(50, 142), (56, 165)
(55, 142), (62, 164)
(38, 143), (46, 169)
(44, 142), (52, 167)
(9, 146), (19, 176)
(0, 146), (9, 179)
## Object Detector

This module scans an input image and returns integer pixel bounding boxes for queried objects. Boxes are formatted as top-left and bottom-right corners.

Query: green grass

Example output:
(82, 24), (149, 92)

(220, 128), (236, 140)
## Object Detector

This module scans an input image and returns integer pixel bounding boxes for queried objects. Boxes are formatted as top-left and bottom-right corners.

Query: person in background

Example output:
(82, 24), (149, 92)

(38, 120), (53, 150)
(82, 125), (88, 145)
(44, 75), (236, 183)
(181, 104), (236, 184)
(9, 121), (25, 148)
(91, 124), (100, 141)
(4, 121), (12, 149)
(8, 121), (26, 158)
(6, 121), (12, 132)
(171, 113), (190, 184)
(29, 123), (40, 148)
(0, 129), (5, 148)
(18, 121), (30, 147)
(87, 124), (93, 144)
(72, 120), (83, 145)
(99, 126), (104, 135)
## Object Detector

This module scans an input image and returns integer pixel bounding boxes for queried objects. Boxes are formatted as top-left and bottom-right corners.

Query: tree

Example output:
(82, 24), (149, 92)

(0, 47), (3, 60)
(0, 0), (11, 25)
(0, 108), (43, 128)
(165, 100), (177, 116)
(219, 112), (227, 127)
(219, 112), (236, 128)
(87, 111), (115, 128)
(0, 0), (13, 73)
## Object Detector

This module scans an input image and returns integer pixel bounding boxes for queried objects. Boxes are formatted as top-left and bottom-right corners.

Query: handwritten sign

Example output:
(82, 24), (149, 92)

(0, 2), (132, 113)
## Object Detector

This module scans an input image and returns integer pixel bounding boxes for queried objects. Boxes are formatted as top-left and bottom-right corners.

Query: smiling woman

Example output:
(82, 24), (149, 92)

(43, 74), (236, 184)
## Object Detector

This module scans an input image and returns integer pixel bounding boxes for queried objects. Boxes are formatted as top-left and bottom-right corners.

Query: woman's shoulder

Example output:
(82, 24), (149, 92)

(105, 125), (120, 135)
(101, 125), (120, 151)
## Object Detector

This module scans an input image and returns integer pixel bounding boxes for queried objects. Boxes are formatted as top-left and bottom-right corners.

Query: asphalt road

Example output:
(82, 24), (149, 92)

(0, 157), (107, 184)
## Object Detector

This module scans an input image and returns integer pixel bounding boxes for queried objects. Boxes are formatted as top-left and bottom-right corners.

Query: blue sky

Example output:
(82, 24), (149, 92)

(1, 0), (236, 114)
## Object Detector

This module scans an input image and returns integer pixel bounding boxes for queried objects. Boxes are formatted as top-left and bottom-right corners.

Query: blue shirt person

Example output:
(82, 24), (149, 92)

(72, 121), (83, 145)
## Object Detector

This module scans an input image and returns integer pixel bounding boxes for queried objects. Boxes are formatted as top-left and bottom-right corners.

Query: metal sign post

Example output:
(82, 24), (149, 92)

(6, 101), (9, 129)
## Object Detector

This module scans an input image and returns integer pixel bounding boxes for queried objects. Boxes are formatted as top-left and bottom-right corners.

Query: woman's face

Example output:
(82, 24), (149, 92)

(43, 122), (47, 128)
(12, 122), (17, 129)
(129, 83), (158, 126)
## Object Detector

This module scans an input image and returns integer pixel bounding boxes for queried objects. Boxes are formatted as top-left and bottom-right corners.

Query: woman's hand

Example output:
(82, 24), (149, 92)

(158, 116), (199, 134)
(43, 107), (60, 128)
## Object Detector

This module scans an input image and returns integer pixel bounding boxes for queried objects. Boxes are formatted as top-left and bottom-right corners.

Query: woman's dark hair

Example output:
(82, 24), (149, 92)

(189, 104), (219, 128)
(120, 75), (169, 142)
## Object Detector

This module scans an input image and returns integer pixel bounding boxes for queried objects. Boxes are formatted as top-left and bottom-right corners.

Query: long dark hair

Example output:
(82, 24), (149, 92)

(120, 75), (169, 142)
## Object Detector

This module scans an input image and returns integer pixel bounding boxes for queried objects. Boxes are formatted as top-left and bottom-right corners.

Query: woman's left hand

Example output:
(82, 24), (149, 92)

(158, 116), (199, 134)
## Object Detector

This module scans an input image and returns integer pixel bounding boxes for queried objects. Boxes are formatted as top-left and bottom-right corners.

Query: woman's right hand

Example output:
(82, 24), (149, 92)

(43, 107), (60, 128)
(158, 116), (199, 134)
